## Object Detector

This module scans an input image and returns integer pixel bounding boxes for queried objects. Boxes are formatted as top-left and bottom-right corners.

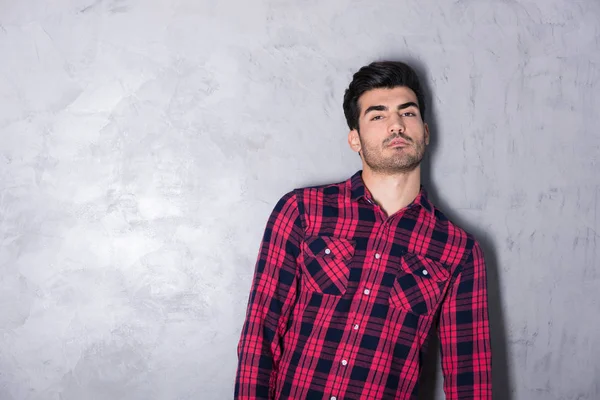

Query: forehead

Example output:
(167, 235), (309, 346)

(358, 86), (418, 112)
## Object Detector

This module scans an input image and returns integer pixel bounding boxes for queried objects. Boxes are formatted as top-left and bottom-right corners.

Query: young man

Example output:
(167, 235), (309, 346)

(235, 61), (492, 400)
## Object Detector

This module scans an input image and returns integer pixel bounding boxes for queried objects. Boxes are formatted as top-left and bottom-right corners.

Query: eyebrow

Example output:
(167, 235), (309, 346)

(363, 102), (420, 116)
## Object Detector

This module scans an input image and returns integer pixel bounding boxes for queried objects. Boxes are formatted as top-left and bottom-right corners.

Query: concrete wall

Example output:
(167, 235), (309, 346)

(1, 0), (598, 399)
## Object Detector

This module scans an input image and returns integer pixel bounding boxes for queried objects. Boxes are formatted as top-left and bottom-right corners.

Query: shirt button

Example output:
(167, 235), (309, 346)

(353, 324), (359, 330)
(331, 397), (337, 400)
(363, 289), (370, 295)
(375, 253), (381, 259)
(341, 359), (348, 366)
(422, 269), (429, 276)
(325, 248), (331, 255)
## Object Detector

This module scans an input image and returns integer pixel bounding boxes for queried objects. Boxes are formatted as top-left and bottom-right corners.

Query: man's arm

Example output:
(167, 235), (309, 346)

(438, 241), (493, 399)
(235, 192), (303, 399)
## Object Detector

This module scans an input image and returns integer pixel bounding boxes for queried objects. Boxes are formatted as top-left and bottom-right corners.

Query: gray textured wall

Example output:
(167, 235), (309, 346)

(1, 0), (599, 399)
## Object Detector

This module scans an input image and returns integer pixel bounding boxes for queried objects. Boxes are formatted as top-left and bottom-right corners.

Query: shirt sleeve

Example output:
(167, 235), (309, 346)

(235, 192), (304, 399)
(438, 240), (493, 399)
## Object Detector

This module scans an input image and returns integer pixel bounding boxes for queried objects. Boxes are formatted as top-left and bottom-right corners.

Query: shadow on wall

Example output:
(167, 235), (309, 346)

(400, 59), (514, 400)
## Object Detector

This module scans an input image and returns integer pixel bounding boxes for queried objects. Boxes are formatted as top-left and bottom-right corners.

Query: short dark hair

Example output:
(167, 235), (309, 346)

(343, 61), (427, 131)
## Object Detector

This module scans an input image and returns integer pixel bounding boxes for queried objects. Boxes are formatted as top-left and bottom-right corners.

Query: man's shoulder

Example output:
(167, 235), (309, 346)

(428, 203), (479, 252)
(293, 176), (351, 199)
(271, 176), (351, 212)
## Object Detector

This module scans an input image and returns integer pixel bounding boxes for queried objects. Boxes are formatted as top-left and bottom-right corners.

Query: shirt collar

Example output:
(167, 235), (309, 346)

(348, 170), (434, 215)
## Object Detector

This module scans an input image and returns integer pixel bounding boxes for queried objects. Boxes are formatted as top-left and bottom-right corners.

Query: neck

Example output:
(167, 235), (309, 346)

(361, 166), (422, 217)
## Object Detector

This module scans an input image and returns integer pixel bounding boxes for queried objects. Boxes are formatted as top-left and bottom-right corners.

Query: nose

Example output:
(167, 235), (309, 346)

(389, 113), (405, 134)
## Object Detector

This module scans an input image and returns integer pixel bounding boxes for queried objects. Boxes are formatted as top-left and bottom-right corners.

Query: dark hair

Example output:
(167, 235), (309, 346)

(343, 61), (427, 131)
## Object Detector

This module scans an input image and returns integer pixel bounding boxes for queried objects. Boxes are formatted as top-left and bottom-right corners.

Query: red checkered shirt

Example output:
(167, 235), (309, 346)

(235, 171), (492, 399)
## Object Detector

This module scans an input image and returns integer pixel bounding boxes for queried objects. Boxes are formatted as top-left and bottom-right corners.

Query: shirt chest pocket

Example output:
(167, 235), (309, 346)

(300, 236), (356, 295)
(389, 253), (451, 315)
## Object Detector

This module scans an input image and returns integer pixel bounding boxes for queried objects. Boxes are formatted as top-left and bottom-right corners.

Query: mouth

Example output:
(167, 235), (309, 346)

(387, 138), (410, 148)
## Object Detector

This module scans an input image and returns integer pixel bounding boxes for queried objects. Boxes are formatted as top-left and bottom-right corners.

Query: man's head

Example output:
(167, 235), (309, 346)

(343, 61), (430, 175)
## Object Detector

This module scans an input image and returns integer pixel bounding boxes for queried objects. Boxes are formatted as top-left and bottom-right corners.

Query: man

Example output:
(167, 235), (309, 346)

(235, 61), (492, 399)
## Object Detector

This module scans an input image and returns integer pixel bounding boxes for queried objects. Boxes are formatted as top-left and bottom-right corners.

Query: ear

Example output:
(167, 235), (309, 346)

(348, 129), (361, 153)
(424, 123), (430, 146)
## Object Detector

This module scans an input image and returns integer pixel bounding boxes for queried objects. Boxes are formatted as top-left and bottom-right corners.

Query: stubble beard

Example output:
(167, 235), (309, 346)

(360, 133), (426, 175)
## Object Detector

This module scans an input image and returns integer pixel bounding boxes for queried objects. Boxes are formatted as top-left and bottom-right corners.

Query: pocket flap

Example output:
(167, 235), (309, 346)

(400, 253), (450, 282)
(303, 236), (355, 260)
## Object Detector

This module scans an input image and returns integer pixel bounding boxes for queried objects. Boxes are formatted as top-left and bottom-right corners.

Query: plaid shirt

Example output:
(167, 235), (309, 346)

(235, 171), (492, 399)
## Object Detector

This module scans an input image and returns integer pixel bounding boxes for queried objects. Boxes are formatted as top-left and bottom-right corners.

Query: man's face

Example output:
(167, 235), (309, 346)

(348, 86), (430, 174)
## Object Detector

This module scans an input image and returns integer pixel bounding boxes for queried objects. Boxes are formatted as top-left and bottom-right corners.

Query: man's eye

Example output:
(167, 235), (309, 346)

(371, 115), (383, 121)
(402, 112), (416, 117)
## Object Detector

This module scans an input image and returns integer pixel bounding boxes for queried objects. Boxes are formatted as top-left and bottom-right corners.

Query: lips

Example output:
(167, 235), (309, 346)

(388, 138), (409, 148)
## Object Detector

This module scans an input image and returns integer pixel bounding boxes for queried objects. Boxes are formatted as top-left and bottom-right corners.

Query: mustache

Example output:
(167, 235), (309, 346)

(383, 133), (412, 145)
